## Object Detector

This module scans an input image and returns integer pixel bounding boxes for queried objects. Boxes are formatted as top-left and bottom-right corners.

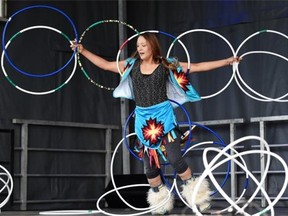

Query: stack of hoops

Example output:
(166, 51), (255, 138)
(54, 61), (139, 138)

(1, 4), (288, 216)
(1, 5), (78, 95)
(0, 165), (13, 211)
(2, 5), (288, 101)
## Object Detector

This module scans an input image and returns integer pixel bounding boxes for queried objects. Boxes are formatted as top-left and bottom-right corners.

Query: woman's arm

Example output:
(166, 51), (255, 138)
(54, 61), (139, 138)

(179, 56), (240, 73)
(70, 41), (125, 73)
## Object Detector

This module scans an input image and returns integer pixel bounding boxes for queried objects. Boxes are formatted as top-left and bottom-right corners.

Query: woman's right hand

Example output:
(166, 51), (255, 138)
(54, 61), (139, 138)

(70, 39), (84, 54)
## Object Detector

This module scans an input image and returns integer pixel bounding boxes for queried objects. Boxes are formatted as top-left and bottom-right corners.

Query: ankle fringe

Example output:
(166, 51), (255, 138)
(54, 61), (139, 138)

(147, 185), (174, 215)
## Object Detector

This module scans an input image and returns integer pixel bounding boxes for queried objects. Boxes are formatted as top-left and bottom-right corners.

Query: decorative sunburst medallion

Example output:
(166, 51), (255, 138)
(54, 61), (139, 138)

(142, 117), (164, 146)
(173, 70), (189, 92)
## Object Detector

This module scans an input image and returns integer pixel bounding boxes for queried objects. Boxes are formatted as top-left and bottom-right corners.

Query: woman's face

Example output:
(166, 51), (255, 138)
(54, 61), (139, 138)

(136, 36), (153, 61)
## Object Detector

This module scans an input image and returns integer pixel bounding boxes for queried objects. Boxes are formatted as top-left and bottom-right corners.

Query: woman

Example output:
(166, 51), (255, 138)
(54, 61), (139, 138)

(71, 33), (240, 214)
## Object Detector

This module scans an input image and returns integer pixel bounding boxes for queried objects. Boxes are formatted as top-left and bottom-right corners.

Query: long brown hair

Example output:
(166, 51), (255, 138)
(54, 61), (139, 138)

(131, 32), (178, 71)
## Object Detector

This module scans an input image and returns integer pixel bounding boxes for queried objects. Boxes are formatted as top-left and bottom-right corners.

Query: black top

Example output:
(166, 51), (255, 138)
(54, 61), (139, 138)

(130, 60), (168, 107)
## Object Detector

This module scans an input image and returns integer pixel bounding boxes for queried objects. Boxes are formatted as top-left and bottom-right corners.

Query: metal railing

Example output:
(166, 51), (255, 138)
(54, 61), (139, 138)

(12, 119), (119, 210)
(250, 115), (288, 207)
(9, 115), (288, 210)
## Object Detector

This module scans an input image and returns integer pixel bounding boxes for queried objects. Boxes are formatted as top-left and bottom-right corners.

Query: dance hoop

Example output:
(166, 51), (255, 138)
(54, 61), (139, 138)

(122, 100), (231, 198)
(167, 29), (236, 99)
(78, 20), (139, 90)
(39, 210), (99, 215)
(122, 99), (193, 161)
(95, 132), (175, 216)
(191, 136), (287, 216)
(179, 122), (231, 197)
(176, 140), (248, 214)
(2, 5), (78, 77)
(1, 26), (77, 95)
(116, 30), (190, 76)
(0, 165), (13, 209)
(235, 30), (288, 102)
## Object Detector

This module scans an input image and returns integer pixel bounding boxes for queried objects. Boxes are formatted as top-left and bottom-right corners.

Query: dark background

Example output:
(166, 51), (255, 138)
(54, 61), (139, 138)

(2, 1), (288, 125)
(0, 0), (288, 211)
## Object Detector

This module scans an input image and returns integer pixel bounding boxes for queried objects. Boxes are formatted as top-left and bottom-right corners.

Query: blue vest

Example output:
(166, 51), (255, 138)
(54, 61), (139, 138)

(113, 58), (201, 108)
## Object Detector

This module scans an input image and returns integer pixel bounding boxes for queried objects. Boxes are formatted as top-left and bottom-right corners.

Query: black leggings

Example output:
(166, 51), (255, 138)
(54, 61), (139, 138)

(143, 129), (188, 179)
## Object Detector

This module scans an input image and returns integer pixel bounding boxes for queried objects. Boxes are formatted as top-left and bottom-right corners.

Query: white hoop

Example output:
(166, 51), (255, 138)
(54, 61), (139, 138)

(235, 30), (288, 102)
(0, 165), (13, 209)
(166, 29), (236, 99)
(1, 25), (77, 95)
(187, 136), (288, 216)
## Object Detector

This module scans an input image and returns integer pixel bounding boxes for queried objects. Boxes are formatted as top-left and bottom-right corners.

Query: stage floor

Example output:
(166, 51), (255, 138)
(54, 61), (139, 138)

(1, 207), (287, 216)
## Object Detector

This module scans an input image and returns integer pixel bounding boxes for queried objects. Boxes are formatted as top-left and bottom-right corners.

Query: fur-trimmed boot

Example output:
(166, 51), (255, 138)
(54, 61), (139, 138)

(181, 176), (211, 212)
(147, 184), (174, 215)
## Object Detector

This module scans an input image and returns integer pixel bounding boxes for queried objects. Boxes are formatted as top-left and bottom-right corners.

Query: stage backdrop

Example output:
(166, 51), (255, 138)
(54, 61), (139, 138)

(0, 0), (288, 211)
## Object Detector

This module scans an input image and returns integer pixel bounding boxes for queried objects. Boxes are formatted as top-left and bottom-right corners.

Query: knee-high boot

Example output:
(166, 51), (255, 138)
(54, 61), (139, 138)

(147, 184), (174, 215)
(181, 176), (211, 212)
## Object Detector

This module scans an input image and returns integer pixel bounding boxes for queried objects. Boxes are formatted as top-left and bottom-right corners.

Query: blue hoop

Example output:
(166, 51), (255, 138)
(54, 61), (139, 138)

(1, 26), (77, 95)
(179, 121), (230, 196)
(123, 99), (193, 161)
(2, 5), (78, 78)
(123, 99), (231, 197)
